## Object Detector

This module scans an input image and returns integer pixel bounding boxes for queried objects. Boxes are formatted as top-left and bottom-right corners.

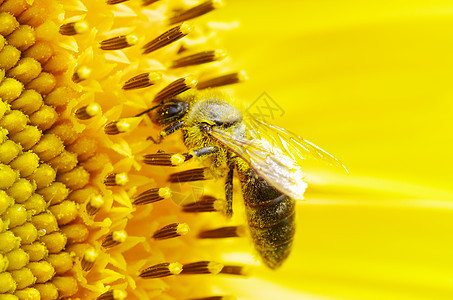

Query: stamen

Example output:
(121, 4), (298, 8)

(188, 296), (236, 300)
(198, 226), (245, 239)
(181, 196), (224, 213)
(181, 261), (223, 275)
(106, 0), (129, 4)
(168, 168), (209, 183)
(100, 35), (138, 51)
(152, 222), (189, 240)
(142, 23), (191, 54)
(86, 195), (104, 215)
(81, 247), (98, 271)
(59, 21), (88, 36)
(97, 289), (127, 300)
(171, 49), (227, 68)
(122, 72), (162, 90)
(72, 66), (91, 83)
(139, 262), (183, 279)
(153, 76), (197, 104)
(132, 187), (171, 205)
(75, 102), (101, 120)
(220, 265), (249, 276)
(168, 0), (224, 25)
(104, 118), (136, 135)
(143, 0), (159, 5)
(101, 230), (127, 249)
(143, 153), (189, 166)
(104, 172), (128, 186)
(197, 70), (247, 90)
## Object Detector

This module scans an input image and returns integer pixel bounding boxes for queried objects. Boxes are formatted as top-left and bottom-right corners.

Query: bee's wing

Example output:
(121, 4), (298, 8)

(209, 126), (308, 200)
(246, 117), (348, 173)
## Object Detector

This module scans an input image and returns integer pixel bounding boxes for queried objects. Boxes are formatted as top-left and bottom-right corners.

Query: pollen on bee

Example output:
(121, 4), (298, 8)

(153, 76), (197, 105)
(122, 72), (162, 90)
(171, 49), (227, 68)
(81, 247), (98, 271)
(72, 66), (91, 83)
(198, 226), (245, 239)
(168, 0), (224, 25)
(75, 102), (101, 120)
(152, 222), (189, 240)
(197, 70), (248, 90)
(59, 21), (89, 36)
(139, 262), (183, 279)
(132, 187), (171, 205)
(103, 172), (129, 186)
(96, 289), (127, 300)
(100, 35), (138, 51)
(181, 261), (224, 275)
(142, 22), (192, 54)
(101, 230), (127, 249)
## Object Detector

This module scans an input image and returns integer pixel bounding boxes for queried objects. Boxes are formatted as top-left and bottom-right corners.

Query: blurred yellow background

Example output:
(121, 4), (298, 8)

(203, 1), (453, 299)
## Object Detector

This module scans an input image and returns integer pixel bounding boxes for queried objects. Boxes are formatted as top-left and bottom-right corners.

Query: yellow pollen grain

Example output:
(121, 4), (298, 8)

(168, 262), (183, 275)
(184, 76), (198, 88)
(112, 230), (127, 243)
(158, 187), (171, 198)
(27, 261), (55, 283)
(112, 289), (128, 300)
(74, 21), (88, 34)
(90, 194), (103, 207)
(170, 153), (185, 166)
(75, 66), (91, 80)
(85, 102), (101, 117)
(83, 247), (98, 263)
(207, 261), (224, 274)
(176, 223), (190, 236)
(48, 200), (78, 225)
(115, 172), (129, 186)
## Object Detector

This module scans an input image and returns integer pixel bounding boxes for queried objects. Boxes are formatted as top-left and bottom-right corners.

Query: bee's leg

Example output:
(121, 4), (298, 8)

(143, 146), (219, 167)
(224, 155), (234, 217)
(147, 121), (185, 144)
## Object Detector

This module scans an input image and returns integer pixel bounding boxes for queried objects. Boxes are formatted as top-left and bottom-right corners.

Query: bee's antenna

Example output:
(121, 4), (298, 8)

(135, 103), (163, 117)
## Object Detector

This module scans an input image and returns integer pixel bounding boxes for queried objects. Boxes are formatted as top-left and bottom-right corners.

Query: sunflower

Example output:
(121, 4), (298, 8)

(2, 0), (453, 300)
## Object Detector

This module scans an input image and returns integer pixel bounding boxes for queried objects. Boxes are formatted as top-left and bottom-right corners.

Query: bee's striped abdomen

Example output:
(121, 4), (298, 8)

(239, 168), (296, 269)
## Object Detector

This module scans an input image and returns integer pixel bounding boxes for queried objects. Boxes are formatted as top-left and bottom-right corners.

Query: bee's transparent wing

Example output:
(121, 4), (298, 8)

(208, 127), (308, 200)
(245, 117), (348, 173)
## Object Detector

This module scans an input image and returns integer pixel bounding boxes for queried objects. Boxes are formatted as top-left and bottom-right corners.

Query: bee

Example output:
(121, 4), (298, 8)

(141, 89), (345, 269)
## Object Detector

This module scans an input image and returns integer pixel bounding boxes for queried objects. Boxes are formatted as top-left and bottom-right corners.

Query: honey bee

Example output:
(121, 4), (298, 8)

(142, 89), (345, 269)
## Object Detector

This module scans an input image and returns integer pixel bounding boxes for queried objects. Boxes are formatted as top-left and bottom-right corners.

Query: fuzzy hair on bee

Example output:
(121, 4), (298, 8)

(145, 89), (346, 269)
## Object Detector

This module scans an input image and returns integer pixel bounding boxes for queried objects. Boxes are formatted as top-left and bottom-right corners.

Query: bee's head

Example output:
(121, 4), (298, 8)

(150, 99), (189, 126)
(185, 94), (243, 131)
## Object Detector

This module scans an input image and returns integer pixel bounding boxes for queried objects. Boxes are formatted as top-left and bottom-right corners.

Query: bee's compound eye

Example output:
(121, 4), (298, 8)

(153, 101), (188, 125)
(167, 105), (181, 116)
